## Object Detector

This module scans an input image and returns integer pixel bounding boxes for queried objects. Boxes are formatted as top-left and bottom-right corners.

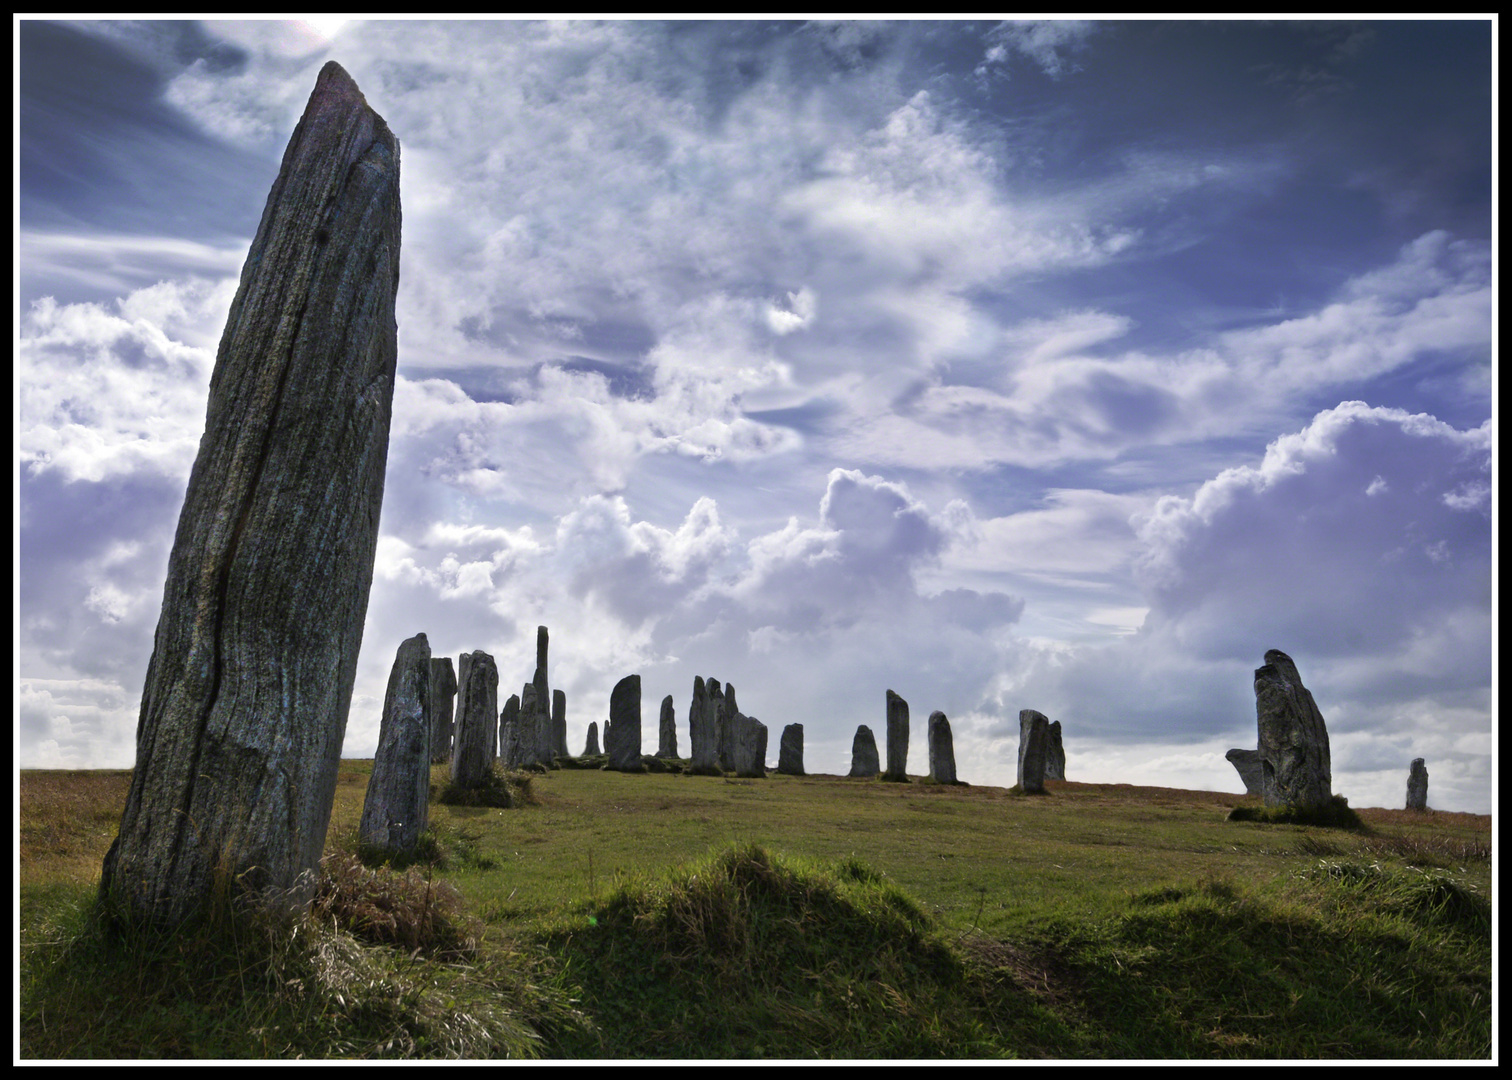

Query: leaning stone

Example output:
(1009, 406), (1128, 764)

(849, 725), (880, 778)
(1254, 649), (1332, 809)
(1226, 748), (1264, 796)
(1405, 758), (1429, 811)
(1018, 710), (1050, 794)
(688, 676), (721, 775)
(927, 711), (957, 785)
(429, 657), (457, 764)
(777, 723), (804, 775)
(883, 690), (910, 782)
(583, 721), (601, 757)
(360, 634), (432, 854)
(98, 61), (402, 929)
(656, 694), (678, 758)
(604, 674), (645, 772)
(451, 651), (499, 789)
(1045, 720), (1066, 782)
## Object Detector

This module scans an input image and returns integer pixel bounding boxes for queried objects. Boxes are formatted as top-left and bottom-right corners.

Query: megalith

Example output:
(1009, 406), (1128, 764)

(360, 634), (432, 854)
(519, 682), (550, 767)
(688, 676), (721, 775)
(604, 674), (644, 771)
(1225, 748), (1264, 796)
(99, 62), (402, 929)
(1406, 758), (1429, 811)
(718, 681), (739, 772)
(1018, 709), (1050, 794)
(428, 656), (457, 764)
(927, 711), (958, 785)
(583, 721), (601, 757)
(656, 694), (678, 758)
(730, 712), (768, 778)
(529, 626), (553, 764)
(451, 651), (498, 789)
(499, 693), (521, 767)
(1045, 720), (1066, 782)
(777, 723), (805, 775)
(849, 725), (880, 778)
(883, 689), (910, 782)
(1253, 649), (1332, 809)
(553, 689), (568, 760)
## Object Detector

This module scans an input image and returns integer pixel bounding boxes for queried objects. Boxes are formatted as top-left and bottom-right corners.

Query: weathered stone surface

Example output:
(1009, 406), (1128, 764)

(1254, 649), (1331, 809)
(1406, 758), (1429, 811)
(1226, 748), (1264, 796)
(688, 676), (721, 775)
(718, 681), (739, 772)
(360, 634), (432, 853)
(583, 721), (601, 757)
(656, 695), (678, 758)
(451, 651), (498, 789)
(777, 723), (804, 775)
(883, 689), (910, 782)
(1045, 720), (1066, 782)
(848, 725), (880, 778)
(730, 712), (768, 778)
(553, 689), (568, 760)
(99, 62), (402, 928)
(428, 657), (457, 764)
(518, 681), (551, 768)
(927, 711), (957, 785)
(604, 674), (644, 771)
(1018, 709), (1050, 793)
(530, 626), (553, 764)
(499, 693), (521, 767)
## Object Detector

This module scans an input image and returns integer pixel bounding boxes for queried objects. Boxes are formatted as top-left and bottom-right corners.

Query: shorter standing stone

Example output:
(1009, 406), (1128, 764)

(927, 711), (957, 785)
(499, 693), (521, 766)
(1018, 709), (1050, 794)
(1226, 748), (1264, 796)
(451, 650), (498, 789)
(604, 674), (644, 771)
(730, 712), (767, 778)
(361, 634), (432, 853)
(1405, 758), (1429, 811)
(1045, 720), (1066, 782)
(884, 689), (910, 782)
(553, 689), (568, 760)
(849, 725), (880, 778)
(657, 694), (678, 758)
(777, 723), (804, 775)
(583, 721), (601, 757)
(429, 656), (457, 764)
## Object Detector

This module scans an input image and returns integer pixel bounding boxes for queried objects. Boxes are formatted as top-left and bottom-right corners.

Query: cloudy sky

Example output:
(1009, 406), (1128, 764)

(17, 18), (1494, 813)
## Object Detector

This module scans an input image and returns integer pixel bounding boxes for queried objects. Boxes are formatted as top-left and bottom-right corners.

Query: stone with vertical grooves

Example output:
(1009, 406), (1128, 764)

(360, 634), (431, 853)
(883, 689), (910, 782)
(428, 657), (457, 764)
(99, 61), (401, 929)
(1254, 649), (1332, 809)
(688, 676), (721, 775)
(451, 651), (498, 789)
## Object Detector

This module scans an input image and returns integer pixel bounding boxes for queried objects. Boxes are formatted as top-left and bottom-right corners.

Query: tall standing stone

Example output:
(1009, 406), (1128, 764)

(519, 682), (549, 767)
(553, 689), (568, 760)
(777, 723), (804, 775)
(1405, 758), (1429, 811)
(718, 681), (739, 772)
(530, 626), (553, 763)
(428, 657), (457, 765)
(1253, 649), (1332, 809)
(1018, 709), (1050, 794)
(1045, 720), (1066, 782)
(1225, 748), (1264, 796)
(927, 711), (957, 785)
(849, 725), (880, 778)
(451, 651), (498, 789)
(689, 676), (721, 775)
(99, 62), (401, 929)
(583, 721), (601, 757)
(883, 690), (910, 782)
(360, 634), (432, 853)
(604, 674), (644, 771)
(656, 695), (678, 758)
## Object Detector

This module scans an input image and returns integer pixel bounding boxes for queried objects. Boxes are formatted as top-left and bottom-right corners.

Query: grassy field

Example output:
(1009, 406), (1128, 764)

(18, 762), (1493, 1059)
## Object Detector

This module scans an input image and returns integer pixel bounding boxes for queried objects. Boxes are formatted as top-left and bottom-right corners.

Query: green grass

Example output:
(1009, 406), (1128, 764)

(19, 766), (1492, 1059)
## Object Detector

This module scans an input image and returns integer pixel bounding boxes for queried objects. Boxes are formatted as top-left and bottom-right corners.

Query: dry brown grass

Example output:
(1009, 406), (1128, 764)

(18, 770), (133, 885)
(312, 852), (481, 959)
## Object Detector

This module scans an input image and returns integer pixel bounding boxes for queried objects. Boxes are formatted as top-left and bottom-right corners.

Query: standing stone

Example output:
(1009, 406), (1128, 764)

(428, 657), (457, 764)
(553, 689), (568, 760)
(1225, 748), (1264, 796)
(656, 695), (678, 758)
(730, 712), (768, 778)
(718, 681), (739, 772)
(519, 682), (549, 767)
(927, 711), (957, 785)
(604, 674), (644, 771)
(360, 634), (432, 853)
(1254, 649), (1332, 809)
(1017, 710), (1050, 794)
(583, 721), (601, 757)
(99, 62), (401, 929)
(777, 723), (805, 776)
(689, 676), (721, 776)
(530, 626), (553, 763)
(706, 679), (728, 773)
(1045, 720), (1066, 782)
(499, 693), (521, 767)
(849, 725), (880, 778)
(1405, 758), (1429, 811)
(451, 651), (498, 789)
(883, 689), (910, 782)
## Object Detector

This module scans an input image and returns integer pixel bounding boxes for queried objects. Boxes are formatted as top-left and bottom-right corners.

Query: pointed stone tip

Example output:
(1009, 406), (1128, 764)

(308, 59), (372, 118)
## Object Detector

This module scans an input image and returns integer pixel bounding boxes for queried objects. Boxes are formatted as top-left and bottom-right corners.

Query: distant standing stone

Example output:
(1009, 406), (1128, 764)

(777, 723), (804, 775)
(604, 674), (644, 771)
(499, 693), (521, 767)
(361, 634), (432, 853)
(1406, 758), (1429, 811)
(1225, 748), (1264, 796)
(883, 689), (910, 782)
(1018, 710), (1050, 794)
(849, 725), (880, 778)
(927, 711), (957, 785)
(718, 681), (738, 772)
(1045, 720), (1066, 782)
(730, 712), (768, 778)
(553, 689), (568, 760)
(583, 721), (601, 757)
(429, 657), (457, 764)
(451, 651), (498, 789)
(1254, 649), (1332, 809)
(657, 694), (678, 758)
(689, 676), (721, 775)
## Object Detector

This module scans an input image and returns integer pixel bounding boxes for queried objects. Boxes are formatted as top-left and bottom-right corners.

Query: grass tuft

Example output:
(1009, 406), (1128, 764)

(438, 765), (531, 809)
(1226, 794), (1365, 830)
